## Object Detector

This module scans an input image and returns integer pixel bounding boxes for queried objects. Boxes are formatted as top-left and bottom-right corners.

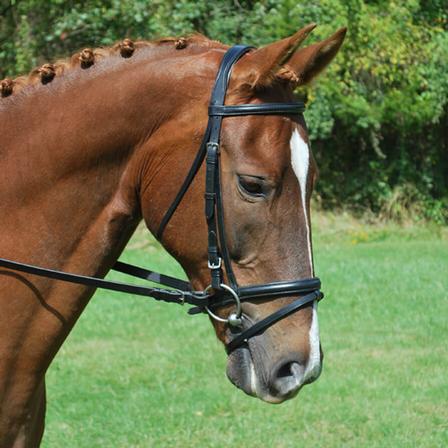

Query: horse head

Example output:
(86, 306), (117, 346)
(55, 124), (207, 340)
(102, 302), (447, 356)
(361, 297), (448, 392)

(141, 25), (346, 403)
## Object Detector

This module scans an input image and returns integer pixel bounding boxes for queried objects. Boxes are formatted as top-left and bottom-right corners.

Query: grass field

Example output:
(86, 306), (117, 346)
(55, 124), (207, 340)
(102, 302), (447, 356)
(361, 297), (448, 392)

(42, 214), (448, 447)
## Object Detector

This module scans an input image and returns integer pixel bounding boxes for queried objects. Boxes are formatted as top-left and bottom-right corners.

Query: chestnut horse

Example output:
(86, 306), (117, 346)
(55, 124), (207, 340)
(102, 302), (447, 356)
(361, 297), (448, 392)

(0, 25), (345, 446)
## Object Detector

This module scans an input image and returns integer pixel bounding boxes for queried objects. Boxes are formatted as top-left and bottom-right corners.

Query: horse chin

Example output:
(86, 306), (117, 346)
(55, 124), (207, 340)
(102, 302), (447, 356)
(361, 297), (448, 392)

(226, 345), (297, 404)
(226, 346), (258, 398)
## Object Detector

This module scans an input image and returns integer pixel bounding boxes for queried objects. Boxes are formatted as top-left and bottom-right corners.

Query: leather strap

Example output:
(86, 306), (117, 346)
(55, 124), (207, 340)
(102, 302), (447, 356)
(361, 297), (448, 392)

(209, 46), (254, 106)
(205, 142), (224, 289)
(113, 261), (191, 291)
(239, 278), (320, 300)
(203, 45), (255, 291)
(187, 278), (321, 314)
(209, 103), (305, 116)
(225, 291), (322, 354)
(0, 257), (208, 307)
(156, 45), (253, 240)
(156, 121), (212, 240)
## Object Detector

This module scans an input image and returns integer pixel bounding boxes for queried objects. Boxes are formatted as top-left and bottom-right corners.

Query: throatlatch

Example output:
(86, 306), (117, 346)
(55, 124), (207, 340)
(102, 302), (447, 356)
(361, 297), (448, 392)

(0, 45), (323, 354)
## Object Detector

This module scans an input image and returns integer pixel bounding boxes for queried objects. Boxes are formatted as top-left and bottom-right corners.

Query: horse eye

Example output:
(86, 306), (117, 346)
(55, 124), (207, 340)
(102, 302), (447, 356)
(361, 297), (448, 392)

(237, 175), (266, 197)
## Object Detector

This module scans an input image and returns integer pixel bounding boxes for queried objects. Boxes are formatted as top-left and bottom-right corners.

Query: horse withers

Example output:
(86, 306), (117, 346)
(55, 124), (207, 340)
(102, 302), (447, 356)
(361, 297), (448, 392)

(0, 24), (345, 445)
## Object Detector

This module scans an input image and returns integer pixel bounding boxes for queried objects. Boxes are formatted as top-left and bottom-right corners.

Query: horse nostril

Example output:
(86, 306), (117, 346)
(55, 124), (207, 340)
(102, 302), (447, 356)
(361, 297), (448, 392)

(272, 361), (305, 397)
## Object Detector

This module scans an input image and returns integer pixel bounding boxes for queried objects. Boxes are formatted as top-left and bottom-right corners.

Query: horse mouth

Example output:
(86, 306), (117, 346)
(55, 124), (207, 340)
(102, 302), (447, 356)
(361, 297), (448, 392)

(226, 344), (307, 404)
(226, 334), (323, 403)
(226, 345), (258, 396)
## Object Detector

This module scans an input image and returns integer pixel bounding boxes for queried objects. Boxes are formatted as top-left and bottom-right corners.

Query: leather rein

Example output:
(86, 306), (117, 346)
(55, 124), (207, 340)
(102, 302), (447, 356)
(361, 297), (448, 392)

(0, 45), (323, 354)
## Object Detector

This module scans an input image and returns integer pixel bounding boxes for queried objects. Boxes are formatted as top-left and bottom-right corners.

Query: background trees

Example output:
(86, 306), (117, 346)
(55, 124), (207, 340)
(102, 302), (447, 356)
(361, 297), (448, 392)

(1, 0), (447, 222)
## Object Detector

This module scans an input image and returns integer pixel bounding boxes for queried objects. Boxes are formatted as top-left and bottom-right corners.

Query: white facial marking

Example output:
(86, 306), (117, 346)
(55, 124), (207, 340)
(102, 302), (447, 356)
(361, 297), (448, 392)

(290, 128), (321, 381)
(290, 129), (313, 274)
(304, 302), (322, 381)
(249, 358), (258, 396)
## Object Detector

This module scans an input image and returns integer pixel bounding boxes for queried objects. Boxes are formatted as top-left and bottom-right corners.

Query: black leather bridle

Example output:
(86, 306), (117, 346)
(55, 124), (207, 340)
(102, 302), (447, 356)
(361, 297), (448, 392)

(0, 45), (323, 354)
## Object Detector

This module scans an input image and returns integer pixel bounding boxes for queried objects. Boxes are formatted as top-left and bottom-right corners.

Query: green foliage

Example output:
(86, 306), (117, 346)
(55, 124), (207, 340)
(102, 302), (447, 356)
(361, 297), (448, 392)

(1, 0), (447, 222)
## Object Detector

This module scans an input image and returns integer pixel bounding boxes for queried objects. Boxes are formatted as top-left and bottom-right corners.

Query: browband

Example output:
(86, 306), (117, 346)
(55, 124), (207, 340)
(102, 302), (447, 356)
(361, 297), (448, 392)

(208, 103), (305, 116)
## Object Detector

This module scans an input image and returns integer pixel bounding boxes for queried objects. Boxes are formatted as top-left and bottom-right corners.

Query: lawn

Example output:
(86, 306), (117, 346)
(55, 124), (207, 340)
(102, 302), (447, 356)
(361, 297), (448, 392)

(42, 214), (448, 447)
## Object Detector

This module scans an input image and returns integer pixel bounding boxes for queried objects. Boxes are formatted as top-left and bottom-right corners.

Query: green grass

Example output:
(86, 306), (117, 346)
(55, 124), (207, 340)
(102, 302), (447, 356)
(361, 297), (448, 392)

(42, 216), (448, 447)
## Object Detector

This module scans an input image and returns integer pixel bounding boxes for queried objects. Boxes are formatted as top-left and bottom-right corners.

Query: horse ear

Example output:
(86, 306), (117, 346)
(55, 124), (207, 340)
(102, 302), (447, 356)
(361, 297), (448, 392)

(280, 28), (347, 86)
(232, 23), (317, 90)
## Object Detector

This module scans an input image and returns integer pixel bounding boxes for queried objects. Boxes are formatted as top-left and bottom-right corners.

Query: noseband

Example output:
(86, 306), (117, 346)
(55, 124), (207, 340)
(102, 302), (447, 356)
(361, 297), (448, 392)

(0, 45), (323, 354)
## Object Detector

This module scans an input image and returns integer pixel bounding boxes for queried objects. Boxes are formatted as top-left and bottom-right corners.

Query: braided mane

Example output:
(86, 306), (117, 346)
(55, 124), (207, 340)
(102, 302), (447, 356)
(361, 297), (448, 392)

(0, 35), (225, 98)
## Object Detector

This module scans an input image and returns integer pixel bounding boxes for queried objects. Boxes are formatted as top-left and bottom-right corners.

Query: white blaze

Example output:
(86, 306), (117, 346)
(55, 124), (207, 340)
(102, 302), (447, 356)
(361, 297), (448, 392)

(290, 129), (313, 273)
(249, 359), (258, 396)
(306, 302), (321, 380)
(289, 128), (321, 381)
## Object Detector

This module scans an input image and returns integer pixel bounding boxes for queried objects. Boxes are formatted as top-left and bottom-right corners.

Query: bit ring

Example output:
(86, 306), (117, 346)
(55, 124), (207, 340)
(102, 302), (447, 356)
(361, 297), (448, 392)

(204, 283), (242, 326)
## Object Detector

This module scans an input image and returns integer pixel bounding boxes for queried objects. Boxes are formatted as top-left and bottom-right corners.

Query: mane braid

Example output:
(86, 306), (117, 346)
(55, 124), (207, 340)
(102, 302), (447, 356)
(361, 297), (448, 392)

(0, 34), (224, 98)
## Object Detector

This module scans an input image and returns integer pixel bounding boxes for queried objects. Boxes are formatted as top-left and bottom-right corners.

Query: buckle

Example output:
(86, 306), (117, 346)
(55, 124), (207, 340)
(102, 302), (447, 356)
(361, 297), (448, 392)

(176, 290), (185, 306)
(208, 257), (222, 270)
(206, 142), (219, 151)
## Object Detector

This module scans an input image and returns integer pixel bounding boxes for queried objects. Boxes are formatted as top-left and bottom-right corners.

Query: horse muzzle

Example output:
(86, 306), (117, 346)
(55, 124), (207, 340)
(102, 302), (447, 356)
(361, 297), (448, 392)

(226, 327), (323, 403)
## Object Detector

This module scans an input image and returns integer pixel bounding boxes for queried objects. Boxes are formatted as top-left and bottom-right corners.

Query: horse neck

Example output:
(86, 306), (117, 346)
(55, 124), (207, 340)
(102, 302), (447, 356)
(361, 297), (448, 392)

(0, 44), (223, 441)
(1, 48), (214, 274)
(0, 46), (215, 368)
